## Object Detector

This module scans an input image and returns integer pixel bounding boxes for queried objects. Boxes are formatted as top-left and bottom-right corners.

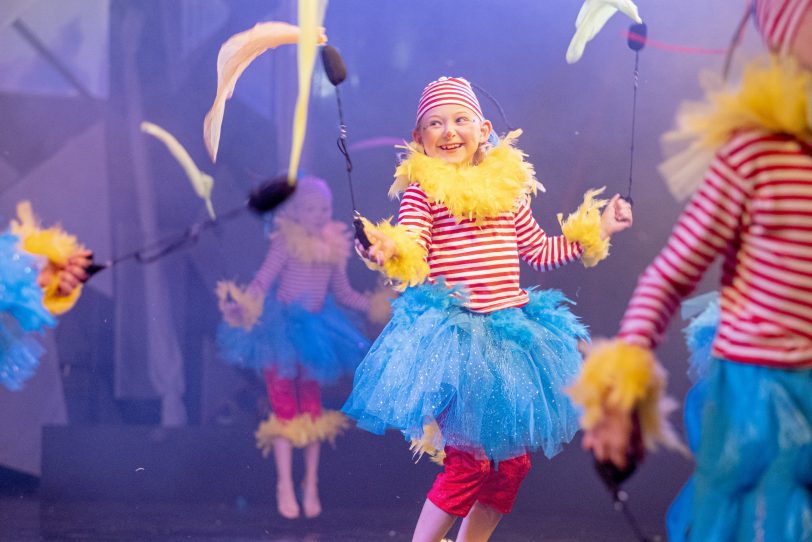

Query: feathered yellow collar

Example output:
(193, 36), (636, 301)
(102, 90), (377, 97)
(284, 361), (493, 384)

(273, 217), (350, 265)
(690, 56), (811, 147)
(389, 129), (542, 223)
(660, 56), (812, 200)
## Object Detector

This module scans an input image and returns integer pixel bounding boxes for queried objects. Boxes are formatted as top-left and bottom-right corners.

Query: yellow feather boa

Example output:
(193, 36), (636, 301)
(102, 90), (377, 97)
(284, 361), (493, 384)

(10, 201), (84, 315)
(273, 217), (350, 265)
(558, 187), (610, 267)
(567, 339), (687, 455)
(359, 217), (429, 290)
(389, 129), (542, 223)
(255, 410), (349, 454)
(660, 55), (812, 201)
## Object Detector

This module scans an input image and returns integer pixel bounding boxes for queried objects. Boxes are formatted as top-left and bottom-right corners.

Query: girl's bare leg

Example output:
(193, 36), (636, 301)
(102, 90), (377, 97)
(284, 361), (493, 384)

(411, 499), (457, 542)
(456, 502), (502, 542)
(302, 441), (322, 518)
(272, 436), (300, 519)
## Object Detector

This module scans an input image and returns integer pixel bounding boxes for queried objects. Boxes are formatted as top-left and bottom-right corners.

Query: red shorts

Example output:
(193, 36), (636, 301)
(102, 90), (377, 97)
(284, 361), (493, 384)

(264, 367), (322, 420)
(427, 446), (531, 517)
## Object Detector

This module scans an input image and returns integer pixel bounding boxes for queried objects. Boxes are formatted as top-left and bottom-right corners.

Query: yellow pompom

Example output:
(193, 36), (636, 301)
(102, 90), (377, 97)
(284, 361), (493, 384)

(558, 187), (610, 268)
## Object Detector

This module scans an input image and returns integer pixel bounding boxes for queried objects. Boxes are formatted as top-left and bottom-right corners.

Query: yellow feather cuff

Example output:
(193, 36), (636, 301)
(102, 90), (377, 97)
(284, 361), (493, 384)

(42, 283), (82, 316)
(216, 280), (264, 330)
(567, 339), (685, 453)
(255, 411), (349, 454)
(360, 218), (429, 290)
(408, 420), (446, 466)
(11, 201), (85, 315)
(558, 187), (610, 268)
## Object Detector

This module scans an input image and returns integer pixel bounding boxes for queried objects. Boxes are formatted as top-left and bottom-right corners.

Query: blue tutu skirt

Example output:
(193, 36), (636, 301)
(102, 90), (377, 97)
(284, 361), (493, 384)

(0, 233), (55, 390)
(342, 283), (588, 462)
(668, 296), (812, 542)
(217, 293), (370, 385)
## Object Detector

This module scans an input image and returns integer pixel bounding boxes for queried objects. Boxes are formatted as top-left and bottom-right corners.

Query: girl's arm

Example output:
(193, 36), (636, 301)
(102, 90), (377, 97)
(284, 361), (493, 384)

(330, 263), (371, 312)
(248, 234), (289, 296)
(515, 198), (584, 271)
(359, 184), (433, 288)
(619, 152), (747, 349)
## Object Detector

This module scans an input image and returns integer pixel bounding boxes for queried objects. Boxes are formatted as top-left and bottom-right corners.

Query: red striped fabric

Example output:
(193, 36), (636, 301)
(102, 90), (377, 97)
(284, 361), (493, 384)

(250, 235), (369, 314)
(619, 130), (812, 368)
(415, 77), (483, 124)
(754, 0), (812, 53)
(398, 184), (583, 313)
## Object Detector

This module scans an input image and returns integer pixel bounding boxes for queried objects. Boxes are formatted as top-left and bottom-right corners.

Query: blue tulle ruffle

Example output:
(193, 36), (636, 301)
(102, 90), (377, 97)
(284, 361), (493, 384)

(342, 282), (589, 462)
(217, 293), (370, 384)
(0, 233), (54, 390)
(668, 294), (812, 541)
(681, 291), (720, 382)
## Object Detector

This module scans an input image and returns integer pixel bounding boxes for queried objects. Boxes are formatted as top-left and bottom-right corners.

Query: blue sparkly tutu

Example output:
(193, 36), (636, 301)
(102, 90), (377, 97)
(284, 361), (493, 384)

(0, 233), (55, 390)
(668, 294), (812, 542)
(342, 282), (588, 462)
(217, 292), (370, 384)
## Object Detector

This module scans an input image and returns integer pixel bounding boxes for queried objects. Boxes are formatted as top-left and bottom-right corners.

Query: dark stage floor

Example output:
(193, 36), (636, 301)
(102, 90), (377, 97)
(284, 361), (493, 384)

(0, 496), (664, 541)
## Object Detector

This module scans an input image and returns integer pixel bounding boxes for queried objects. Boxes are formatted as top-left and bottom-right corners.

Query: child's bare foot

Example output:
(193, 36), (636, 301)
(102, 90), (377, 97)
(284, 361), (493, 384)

(276, 481), (300, 519)
(302, 479), (321, 518)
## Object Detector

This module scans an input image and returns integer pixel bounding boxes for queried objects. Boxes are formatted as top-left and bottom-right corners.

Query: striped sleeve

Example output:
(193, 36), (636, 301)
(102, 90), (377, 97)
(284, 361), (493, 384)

(249, 236), (288, 295)
(619, 152), (749, 348)
(330, 262), (370, 312)
(514, 198), (584, 271)
(398, 184), (433, 253)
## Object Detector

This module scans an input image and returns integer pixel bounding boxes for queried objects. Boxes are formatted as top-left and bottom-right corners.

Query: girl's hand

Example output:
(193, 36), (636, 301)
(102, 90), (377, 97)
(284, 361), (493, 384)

(355, 229), (397, 266)
(221, 301), (245, 324)
(38, 249), (94, 297)
(600, 194), (633, 239)
(582, 407), (644, 470)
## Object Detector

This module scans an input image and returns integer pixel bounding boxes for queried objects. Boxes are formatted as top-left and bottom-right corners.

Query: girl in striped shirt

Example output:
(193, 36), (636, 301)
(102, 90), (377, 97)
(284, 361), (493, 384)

(342, 77), (633, 541)
(569, 1), (812, 540)
(217, 176), (382, 519)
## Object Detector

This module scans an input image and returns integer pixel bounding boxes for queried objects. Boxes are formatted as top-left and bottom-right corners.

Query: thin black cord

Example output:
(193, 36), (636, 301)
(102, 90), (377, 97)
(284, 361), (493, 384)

(470, 82), (515, 132)
(722, 2), (754, 81)
(609, 489), (654, 542)
(627, 50), (640, 203)
(91, 204), (246, 272)
(334, 86), (358, 212)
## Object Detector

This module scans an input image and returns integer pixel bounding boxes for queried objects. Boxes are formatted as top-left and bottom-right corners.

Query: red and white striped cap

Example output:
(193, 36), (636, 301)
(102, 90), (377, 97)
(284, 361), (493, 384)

(415, 77), (483, 125)
(753, 0), (812, 53)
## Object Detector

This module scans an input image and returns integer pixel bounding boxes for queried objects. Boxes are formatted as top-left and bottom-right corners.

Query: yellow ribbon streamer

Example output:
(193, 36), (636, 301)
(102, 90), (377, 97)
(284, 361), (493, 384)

(287, 0), (328, 186)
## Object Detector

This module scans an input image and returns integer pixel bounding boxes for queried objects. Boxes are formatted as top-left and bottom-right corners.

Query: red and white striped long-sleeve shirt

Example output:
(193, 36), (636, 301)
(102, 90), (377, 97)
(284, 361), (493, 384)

(398, 184), (584, 313)
(619, 130), (812, 368)
(250, 233), (370, 314)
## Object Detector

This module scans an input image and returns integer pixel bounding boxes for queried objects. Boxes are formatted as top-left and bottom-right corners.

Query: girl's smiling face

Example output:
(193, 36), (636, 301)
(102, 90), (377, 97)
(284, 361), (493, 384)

(412, 104), (492, 165)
